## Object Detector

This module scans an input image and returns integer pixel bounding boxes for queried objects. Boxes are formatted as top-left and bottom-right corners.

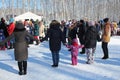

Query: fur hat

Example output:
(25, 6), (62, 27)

(15, 21), (25, 29)
(103, 18), (109, 23)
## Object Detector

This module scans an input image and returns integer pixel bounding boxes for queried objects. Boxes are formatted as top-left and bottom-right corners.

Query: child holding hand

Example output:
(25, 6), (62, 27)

(66, 38), (84, 65)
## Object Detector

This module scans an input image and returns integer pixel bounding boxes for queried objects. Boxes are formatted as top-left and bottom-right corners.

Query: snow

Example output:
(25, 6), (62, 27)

(0, 36), (120, 80)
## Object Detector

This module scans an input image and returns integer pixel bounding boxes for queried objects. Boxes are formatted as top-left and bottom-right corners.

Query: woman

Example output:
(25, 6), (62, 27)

(101, 18), (111, 59)
(84, 21), (98, 64)
(40, 20), (66, 67)
(0, 21), (38, 75)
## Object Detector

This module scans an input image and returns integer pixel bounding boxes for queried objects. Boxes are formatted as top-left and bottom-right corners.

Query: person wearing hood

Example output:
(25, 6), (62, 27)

(66, 38), (84, 65)
(84, 21), (98, 64)
(40, 20), (66, 67)
(0, 21), (39, 75)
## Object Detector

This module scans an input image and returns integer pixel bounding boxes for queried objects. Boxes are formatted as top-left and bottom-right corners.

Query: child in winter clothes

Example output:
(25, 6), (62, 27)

(66, 38), (84, 65)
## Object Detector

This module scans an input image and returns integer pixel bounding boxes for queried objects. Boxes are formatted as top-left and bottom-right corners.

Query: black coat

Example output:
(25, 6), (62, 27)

(77, 23), (87, 44)
(84, 26), (98, 48)
(0, 22), (9, 37)
(41, 27), (66, 52)
(69, 27), (78, 40)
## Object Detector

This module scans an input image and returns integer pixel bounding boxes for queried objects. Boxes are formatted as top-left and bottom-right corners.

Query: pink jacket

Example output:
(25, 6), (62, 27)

(66, 45), (84, 56)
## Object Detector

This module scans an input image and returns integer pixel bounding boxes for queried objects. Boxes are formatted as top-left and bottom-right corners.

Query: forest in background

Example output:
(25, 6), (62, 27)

(0, 0), (120, 23)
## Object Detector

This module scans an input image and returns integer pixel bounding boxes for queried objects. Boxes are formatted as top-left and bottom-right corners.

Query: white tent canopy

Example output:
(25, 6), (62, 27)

(14, 12), (42, 21)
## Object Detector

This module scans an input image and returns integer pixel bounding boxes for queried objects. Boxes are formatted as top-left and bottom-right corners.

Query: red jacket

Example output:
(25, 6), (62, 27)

(7, 23), (15, 35)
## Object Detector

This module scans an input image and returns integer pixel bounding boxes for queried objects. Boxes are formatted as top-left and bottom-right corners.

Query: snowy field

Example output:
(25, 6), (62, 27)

(0, 36), (120, 80)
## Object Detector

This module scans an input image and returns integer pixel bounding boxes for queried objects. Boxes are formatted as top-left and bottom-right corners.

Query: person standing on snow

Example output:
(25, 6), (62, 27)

(7, 18), (15, 49)
(84, 21), (98, 64)
(40, 20), (66, 67)
(66, 38), (84, 65)
(101, 18), (111, 59)
(0, 21), (39, 75)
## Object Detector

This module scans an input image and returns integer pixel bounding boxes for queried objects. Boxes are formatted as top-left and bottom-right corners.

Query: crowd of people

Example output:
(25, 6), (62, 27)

(0, 17), (120, 75)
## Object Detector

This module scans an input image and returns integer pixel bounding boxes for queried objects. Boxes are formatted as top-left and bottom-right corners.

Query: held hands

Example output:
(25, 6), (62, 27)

(81, 45), (84, 48)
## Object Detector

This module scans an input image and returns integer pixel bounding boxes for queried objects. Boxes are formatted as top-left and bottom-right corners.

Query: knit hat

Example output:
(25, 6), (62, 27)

(15, 21), (25, 29)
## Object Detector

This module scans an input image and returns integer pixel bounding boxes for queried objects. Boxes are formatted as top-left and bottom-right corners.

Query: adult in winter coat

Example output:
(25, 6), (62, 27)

(101, 18), (111, 59)
(77, 20), (87, 54)
(84, 21), (98, 64)
(0, 18), (9, 48)
(33, 21), (39, 45)
(0, 18), (9, 38)
(39, 21), (45, 39)
(0, 21), (38, 75)
(41, 20), (66, 67)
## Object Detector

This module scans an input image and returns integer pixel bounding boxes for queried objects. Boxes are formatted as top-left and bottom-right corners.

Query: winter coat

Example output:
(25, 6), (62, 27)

(66, 44), (83, 56)
(102, 22), (111, 42)
(77, 23), (86, 38)
(7, 23), (15, 35)
(39, 24), (45, 37)
(68, 26), (78, 40)
(0, 21), (9, 37)
(84, 26), (98, 48)
(41, 26), (66, 52)
(0, 23), (37, 61)
(77, 22), (87, 44)
(34, 23), (39, 36)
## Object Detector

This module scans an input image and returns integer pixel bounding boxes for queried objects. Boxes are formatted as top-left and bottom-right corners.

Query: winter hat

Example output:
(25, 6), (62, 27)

(9, 18), (14, 24)
(88, 21), (95, 26)
(72, 38), (79, 46)
(80, 19), (84, 24)
(103, 18), (109, 23)
(50, 20), (60, 29)
(15, 21), (25, 29)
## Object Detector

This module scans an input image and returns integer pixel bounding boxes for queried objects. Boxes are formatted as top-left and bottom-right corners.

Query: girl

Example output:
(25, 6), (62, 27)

(66, 38), (84, 65)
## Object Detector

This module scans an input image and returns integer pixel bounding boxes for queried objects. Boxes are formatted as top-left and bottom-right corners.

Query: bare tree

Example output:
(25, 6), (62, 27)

(0, 0), (120, 22)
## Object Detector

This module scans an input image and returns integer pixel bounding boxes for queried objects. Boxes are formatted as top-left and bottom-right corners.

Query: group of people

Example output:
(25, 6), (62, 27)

(0, 17), (116, 75)
(0, 17), (46, 75)
(59, 18), (112, 64)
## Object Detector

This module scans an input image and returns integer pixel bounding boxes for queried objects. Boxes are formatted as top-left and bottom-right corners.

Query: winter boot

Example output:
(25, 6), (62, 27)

(23, 61), (27, 75)
(18, 62), (23, 75)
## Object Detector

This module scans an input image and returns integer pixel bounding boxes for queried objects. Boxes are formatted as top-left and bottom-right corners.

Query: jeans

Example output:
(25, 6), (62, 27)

(51, 51), (59, 65)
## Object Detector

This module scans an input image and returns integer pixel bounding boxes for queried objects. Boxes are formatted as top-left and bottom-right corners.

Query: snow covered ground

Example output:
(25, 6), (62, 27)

(0, 36), (120, 80)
